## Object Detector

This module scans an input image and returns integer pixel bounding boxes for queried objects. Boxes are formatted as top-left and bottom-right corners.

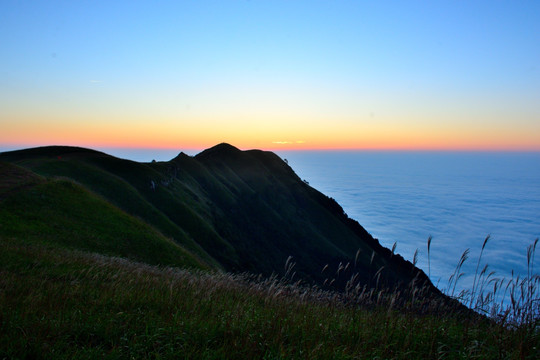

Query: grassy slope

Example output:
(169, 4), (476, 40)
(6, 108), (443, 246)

(0, 144), (436, 294)
(1, 240), (537, 359)
(0, 147), (222, 269)
(0, 162), (209, 270)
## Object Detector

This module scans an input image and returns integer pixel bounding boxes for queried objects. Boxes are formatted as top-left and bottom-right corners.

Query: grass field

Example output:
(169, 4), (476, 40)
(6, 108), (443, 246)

(1, 236), (538, 359)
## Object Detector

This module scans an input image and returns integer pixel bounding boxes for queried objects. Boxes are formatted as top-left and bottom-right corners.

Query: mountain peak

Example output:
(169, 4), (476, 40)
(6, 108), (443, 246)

(206, 142), (240, 153)
(170, 151), (190, 162)
(195, 143), (242, 160)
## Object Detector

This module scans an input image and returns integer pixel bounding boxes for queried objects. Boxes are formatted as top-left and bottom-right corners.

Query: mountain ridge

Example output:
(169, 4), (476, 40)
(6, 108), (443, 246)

(0, 143), (441, 300)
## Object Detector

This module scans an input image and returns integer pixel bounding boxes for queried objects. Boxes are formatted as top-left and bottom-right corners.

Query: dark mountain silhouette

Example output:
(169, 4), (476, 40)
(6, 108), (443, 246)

(0, 143), (442, 299)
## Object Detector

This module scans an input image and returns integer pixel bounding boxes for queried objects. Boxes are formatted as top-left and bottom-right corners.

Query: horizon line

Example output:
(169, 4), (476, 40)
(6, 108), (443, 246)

(2, 143), (540, 154)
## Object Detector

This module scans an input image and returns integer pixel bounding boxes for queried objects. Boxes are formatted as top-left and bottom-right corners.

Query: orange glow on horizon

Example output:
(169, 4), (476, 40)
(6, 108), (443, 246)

(3, 135), (539, 153)
(2, 114), (539, 153)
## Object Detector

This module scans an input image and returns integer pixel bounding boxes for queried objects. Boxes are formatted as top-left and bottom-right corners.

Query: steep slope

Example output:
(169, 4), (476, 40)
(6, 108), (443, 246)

(190, 144), (429, 289)
(0, 147), (221, 269)
(1, 144), (436, 294)
(0, 162), (209, 270)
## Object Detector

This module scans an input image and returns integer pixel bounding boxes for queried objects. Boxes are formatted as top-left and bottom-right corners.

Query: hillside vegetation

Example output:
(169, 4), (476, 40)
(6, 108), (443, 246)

(0, 162), (208, 270)
(1, 145), (538, 358)
(0, 144), (434, 293)
(1, 233), (537, 359)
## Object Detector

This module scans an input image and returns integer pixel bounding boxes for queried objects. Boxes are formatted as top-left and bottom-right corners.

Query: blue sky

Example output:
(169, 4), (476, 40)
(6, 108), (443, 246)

(1, 1), (539, 150)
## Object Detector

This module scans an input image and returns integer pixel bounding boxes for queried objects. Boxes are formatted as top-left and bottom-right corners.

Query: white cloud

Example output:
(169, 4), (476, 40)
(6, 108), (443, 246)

(272, 140), (306, 145)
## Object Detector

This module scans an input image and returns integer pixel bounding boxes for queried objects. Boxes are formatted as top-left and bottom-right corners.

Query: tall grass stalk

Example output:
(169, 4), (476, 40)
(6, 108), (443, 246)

(469, 235), (490, 308)
(448, 248), (470, 298)
(427, 235), (432, 280)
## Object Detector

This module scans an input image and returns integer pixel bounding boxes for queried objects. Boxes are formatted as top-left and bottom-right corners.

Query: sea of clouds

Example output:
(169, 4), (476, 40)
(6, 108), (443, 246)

(277, 150), (540, 294)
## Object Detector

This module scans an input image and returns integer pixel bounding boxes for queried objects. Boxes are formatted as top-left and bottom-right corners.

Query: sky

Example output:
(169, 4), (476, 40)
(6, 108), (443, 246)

(1, 0), (539, 152)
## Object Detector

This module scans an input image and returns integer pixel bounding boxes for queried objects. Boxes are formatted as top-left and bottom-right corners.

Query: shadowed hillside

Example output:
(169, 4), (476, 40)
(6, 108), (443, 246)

(0, 162), (209, 270)
(1, 144), (439, 297)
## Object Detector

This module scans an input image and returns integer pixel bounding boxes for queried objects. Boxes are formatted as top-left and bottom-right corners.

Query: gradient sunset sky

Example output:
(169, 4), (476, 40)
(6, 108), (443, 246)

(1, 1), (539, 151)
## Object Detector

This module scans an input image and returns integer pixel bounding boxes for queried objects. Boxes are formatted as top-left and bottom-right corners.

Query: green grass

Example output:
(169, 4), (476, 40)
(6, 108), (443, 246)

(1, 238), (538, 359)
(9, 153), (222, 269)
(0, 162), (209, 270)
